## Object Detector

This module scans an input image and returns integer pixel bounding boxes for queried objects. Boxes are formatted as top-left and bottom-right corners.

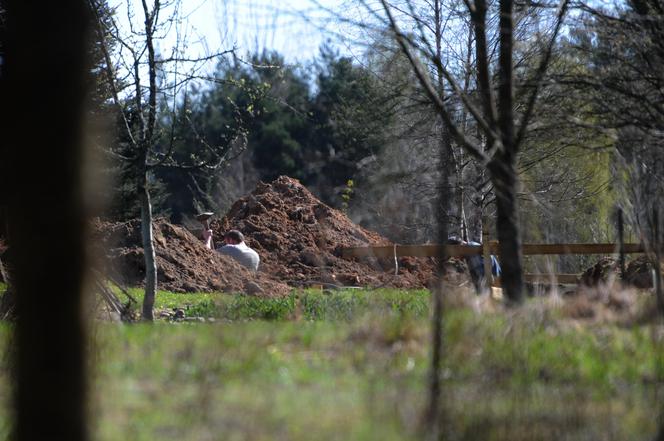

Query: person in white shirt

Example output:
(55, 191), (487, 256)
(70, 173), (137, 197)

(216, 230), (260, 272)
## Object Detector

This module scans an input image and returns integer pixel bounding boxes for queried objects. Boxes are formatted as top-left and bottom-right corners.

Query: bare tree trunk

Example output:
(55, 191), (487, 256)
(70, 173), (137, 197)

(466, 149), (485, 242)
(493, 0), (525, 304)
(455, 150), (466, 240)
(424, 130), (451, 439)
(139, 170), (158, 321)
(425, 192), (449, 440)
(1, 0), (90, 439)
(490, 156), (525, 303)
(424, 2), (450, 436)
(439, 135), (458, 238)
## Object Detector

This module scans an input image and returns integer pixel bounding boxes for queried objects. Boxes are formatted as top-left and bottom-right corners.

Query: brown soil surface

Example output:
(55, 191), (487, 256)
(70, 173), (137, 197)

(579, 257), (620, 286)
(211, 176), (439, 289)
(624, 255), (661, 288)
(91, 218), (290, 296)
(578, 254), (663, 290)
(90, 177), (443, 295)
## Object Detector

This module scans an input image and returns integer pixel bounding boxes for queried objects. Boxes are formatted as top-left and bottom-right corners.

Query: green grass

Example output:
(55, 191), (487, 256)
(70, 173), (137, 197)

(0, 287), (663, 440)
(114, 287), (664, 389)
(120, 287), (432, 321)
(84, 308), (663, 441)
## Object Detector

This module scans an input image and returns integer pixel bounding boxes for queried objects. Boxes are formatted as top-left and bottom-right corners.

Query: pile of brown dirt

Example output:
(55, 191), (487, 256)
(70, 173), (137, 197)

(579, 257), (619, 286)
(91, 219), (290, 296)
(579, 255), (662, 288)
(624, 255), (662, 288)
(211, 176), (439, 289)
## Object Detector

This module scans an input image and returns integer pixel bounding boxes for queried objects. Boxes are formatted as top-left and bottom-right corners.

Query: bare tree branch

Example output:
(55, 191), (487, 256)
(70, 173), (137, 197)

(379, 0), (489, 162)
(514, 0), (570, 149)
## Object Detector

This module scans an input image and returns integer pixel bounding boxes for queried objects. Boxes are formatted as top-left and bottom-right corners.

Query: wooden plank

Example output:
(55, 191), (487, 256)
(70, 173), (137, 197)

(340, 244), (483, 259)
(341, 243), (645, 259)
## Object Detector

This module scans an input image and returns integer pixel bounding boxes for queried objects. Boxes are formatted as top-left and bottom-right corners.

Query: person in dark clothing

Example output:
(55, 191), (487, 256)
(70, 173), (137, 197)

(447, 236), (501, 292)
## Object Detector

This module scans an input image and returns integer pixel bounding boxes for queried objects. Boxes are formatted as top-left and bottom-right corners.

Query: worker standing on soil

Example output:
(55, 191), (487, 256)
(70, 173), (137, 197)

(447, 236), (501, 293)
(217, 230), (260, 272)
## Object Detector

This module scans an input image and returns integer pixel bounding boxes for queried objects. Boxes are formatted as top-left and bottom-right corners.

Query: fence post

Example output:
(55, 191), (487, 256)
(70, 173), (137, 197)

(482, 217), (492, 289)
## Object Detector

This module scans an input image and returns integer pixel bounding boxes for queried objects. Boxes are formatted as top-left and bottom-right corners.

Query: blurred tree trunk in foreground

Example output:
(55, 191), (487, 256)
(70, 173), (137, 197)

(0, 0), (90, 440)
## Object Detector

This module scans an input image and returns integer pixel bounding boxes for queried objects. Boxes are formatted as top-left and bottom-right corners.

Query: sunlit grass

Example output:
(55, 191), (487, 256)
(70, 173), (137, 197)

(84, 307), (664, 441)
(0, 286), (662, 439)
(118, 287), (431, 321)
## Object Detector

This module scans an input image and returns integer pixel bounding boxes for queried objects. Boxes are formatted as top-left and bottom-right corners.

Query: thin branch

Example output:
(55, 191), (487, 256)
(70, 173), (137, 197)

(379, 0), (490, 162)
(514, 0), (570, 149)
(88, 0), (139, 150)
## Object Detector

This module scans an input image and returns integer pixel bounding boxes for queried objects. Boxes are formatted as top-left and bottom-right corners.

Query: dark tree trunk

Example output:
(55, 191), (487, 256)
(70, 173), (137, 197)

(425, 147), (450, 438)
(426, 4), (451, 432)
(139, 168), (158, 321)
(490, 157), (525, 304)
(1, 1), (90, 440)
(491, 0), (524, 304)
(439, 133), (457, 239)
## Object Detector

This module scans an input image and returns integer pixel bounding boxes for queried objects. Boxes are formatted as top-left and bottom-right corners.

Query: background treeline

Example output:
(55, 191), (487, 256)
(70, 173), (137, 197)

(93, 0), (662, 275)
(102, 46), (397, 226)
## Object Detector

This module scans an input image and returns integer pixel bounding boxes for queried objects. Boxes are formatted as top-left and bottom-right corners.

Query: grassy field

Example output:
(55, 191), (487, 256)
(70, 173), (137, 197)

(1, 285), (664, 440)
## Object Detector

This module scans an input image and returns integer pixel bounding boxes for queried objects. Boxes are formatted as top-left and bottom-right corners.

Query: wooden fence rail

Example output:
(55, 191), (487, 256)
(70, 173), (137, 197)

(341, 242), (647, 286)
(340, 242), (645, 259)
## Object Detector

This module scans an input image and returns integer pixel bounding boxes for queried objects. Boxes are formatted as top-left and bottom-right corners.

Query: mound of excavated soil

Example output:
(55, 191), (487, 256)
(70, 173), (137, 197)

(92, 219), (290, 296)
(579, 255), (662, 289)
(211, 176), (438, 288)
(624, 256), (662, 288)
(579, 257), (620, 286)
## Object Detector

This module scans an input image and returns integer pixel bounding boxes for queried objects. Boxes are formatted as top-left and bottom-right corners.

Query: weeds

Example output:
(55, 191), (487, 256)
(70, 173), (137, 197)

(80, 308), (664, 441)
(2, 284), (663, 439)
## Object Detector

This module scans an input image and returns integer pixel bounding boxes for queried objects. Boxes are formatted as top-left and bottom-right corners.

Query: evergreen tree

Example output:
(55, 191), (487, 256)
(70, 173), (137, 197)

(308, 46), (396, 204)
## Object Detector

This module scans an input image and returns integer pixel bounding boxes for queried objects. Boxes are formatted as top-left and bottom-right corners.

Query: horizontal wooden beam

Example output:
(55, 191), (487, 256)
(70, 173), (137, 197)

(341, 243), (645, 259)
(340, 244), (483, 259)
